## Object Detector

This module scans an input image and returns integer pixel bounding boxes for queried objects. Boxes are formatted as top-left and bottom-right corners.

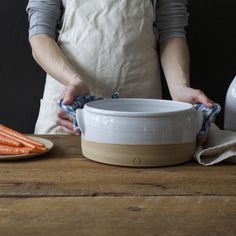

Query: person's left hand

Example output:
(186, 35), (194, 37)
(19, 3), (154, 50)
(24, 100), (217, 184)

(56, 78), (90, 135)
(169, 85), (214, 108)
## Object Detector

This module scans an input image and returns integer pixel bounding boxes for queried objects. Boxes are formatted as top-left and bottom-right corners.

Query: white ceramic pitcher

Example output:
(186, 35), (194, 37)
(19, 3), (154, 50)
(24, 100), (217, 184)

(224, 75), (236, 131)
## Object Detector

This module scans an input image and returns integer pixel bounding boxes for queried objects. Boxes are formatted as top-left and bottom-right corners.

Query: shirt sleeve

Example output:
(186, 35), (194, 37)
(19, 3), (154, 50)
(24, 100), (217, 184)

(155, 0), (189, 43)
(26, 0), (63, 40)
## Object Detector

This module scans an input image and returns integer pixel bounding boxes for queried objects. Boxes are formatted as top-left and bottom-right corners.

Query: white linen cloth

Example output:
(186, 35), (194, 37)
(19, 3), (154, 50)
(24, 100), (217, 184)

(194, 123), (236, 166)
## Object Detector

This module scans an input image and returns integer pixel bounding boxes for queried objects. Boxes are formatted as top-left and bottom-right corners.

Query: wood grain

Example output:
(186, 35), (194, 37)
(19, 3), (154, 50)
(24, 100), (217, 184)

(0, 196), (236, 236)
(38, 135), (82, 155)
(0, 136), (236, 197)
(0, 135), (236, 236)
(0, 158), (236, 197)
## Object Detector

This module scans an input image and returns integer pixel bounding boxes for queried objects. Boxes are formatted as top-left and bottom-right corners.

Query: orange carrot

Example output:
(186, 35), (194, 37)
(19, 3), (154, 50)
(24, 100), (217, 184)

(0, 132), (47, 153)
(31, 146), (47, 153)
(0, 131), (36, 149)
(0, 133), (23, 147)
(0, 144), (32, 155)
(0, 124), (44, 147)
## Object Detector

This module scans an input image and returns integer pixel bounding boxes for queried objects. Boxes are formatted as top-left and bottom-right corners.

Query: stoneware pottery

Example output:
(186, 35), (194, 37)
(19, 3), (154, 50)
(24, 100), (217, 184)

(76, 99), (203, 167)
(224, 75), (236, 131)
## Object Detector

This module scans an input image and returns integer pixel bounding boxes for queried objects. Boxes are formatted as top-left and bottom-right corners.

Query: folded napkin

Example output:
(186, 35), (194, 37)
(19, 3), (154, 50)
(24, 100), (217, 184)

(194, 123), (236, 166)
(58, 95), (236, 166)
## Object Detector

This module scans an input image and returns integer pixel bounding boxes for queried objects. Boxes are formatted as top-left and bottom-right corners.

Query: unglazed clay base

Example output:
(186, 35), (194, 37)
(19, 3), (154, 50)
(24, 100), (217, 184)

(81, 139), (196, 167)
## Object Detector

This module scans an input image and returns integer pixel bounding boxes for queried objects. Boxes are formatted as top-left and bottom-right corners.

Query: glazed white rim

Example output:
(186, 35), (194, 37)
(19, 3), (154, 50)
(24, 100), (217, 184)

(84, 98), (194, 117)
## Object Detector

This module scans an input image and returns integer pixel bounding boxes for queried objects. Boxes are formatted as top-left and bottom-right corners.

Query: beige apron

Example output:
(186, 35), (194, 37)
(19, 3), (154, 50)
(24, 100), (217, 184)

(35, 0), (162, 134)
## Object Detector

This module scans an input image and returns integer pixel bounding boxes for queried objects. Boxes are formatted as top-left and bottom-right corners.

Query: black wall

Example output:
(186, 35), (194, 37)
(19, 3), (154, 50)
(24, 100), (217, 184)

(0, 0), (235, 133)
(187, 0), (236, 128)
(0, 0), (45, 133)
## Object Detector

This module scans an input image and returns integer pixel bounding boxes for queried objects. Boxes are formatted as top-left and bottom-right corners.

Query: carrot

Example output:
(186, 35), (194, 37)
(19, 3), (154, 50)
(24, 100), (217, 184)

(0, 124), (47, 154)
(0, 144), (32, 155)
(0, 133), (23, 147)
(0, 131), (36, 149)
(0, 132), (47, 153)
(31, 146), (47, 153)
(0, 124), (44, 147)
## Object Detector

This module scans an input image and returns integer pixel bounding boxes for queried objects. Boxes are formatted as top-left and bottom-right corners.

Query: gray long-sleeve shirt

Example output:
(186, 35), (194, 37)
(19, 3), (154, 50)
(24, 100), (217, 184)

(26, 0), (188, 42)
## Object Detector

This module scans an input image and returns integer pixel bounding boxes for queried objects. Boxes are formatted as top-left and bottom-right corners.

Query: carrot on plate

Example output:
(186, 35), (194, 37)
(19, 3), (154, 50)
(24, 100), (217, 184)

(0, 131), (37, 149)
(0, 133), (23, 147)
(0, 144), (32, 155)
(0, 124), (45, 147)
(31, 145), (47, 153)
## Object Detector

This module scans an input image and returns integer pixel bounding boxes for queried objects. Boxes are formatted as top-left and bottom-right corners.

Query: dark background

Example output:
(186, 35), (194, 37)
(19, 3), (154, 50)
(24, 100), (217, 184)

(0, 0), (235, 133)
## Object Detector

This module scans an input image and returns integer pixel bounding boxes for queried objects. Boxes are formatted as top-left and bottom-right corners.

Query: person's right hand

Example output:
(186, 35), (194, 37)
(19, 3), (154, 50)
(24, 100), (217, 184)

(56, 78), (90, 135)
(169, 85), (214, 108)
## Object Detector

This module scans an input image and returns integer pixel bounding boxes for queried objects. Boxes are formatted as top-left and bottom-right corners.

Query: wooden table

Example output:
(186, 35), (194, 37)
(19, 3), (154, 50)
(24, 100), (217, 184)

(0, 135), (236, 236)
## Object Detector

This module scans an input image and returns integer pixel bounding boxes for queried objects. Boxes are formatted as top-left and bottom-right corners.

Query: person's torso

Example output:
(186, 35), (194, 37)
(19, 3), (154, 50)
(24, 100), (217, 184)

(56, 0), (162, 98)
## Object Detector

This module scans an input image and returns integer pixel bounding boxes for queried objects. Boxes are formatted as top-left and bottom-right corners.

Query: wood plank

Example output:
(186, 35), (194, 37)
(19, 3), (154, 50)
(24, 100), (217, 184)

(0, 135), (236, 197)
(0, 157), (236, 196)
(36, 135), (82, 155)
(0, 196), (236, 236)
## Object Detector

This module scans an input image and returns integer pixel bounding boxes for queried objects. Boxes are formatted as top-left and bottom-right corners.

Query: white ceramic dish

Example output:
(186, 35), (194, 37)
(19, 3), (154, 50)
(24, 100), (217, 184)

(76, 99), (203, 167)
(76, 99), (203, 145)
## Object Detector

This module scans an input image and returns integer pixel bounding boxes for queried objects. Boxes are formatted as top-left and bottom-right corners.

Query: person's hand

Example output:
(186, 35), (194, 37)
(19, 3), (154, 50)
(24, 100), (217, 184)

(169, 85), (214, 108)
(56, 78), (90, 134)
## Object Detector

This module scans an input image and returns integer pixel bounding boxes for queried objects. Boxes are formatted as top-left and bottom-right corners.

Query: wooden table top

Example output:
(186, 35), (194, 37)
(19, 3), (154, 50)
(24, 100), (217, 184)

(0, 135), (236, 236)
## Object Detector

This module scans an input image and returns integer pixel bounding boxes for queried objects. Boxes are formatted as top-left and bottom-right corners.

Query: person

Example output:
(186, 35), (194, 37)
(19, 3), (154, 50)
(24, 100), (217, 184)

(26, 0), (214, 135)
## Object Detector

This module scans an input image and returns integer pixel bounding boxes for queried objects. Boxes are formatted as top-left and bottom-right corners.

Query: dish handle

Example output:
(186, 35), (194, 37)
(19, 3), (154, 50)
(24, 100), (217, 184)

(196, 109), (204, 134)
(75, 109), (85, 134)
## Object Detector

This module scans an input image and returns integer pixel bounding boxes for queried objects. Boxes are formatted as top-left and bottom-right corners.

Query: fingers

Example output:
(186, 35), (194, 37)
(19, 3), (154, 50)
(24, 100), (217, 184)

(56, 118), (80, 135)
(60, 126), (81, 136)
(57, 109), (72, 121)
(191, 89), (214, 107)
(57, 79), (89, 134)
(170, 86), (214, 107)
(56, 115), (73, 131)
(56, 110), (81, 135)
(63, 80), (90, 105)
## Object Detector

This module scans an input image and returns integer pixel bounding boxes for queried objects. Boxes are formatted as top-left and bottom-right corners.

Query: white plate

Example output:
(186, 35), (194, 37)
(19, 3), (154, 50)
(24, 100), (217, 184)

(0, 136), (54, 161)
